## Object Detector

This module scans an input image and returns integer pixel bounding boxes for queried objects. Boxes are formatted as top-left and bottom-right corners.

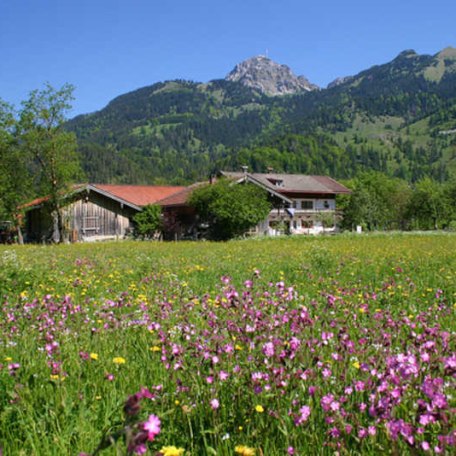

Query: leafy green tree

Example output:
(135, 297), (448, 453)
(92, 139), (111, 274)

(18, 83), (84, 242)
(0, 100), (33, 243)
(406, 178), (449, 230)
(444, 177), (456, 224)
(0, 100), (18, 219)
(189, 179), (271, 240)
(342, 172), (412, 231)
(133, 205), (162, 239)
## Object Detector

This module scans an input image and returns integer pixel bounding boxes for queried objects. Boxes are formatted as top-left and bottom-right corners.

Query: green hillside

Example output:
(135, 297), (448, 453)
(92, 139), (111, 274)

(67, 48), (456, 184)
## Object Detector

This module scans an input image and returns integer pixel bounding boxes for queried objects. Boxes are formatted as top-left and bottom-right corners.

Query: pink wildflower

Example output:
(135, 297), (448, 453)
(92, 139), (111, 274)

(143, 414), (161, 441)
(219, 370), (229, 381)
(295, 405), (311, 425)
(262, 342), (274, 357)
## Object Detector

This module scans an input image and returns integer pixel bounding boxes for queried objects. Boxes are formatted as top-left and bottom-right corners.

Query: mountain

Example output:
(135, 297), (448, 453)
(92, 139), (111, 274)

(327, 76), (353, 89)
(225, 55), (318, 95)
(67, 48), (456, 184)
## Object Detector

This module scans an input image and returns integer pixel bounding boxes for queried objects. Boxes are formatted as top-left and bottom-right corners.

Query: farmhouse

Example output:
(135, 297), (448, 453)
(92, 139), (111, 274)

(221, 171), (350, 235)
(23, 183), (184, 243)
(157, 171), (351, 239)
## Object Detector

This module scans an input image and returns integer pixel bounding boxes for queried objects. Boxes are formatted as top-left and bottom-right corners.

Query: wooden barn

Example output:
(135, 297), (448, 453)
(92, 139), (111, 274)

(23, 184), (184, 243)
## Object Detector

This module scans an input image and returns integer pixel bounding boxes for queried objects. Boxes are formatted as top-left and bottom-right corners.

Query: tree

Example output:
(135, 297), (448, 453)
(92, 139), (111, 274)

(341, 172), (412, 231)
(189, 179), (271, 240)
(0, 100), (33, 243)
(444, 177), (456, 224)
(0, 100), (18, 219)
(406, 178), (449, 230)
(18, 83), (84, 242)
(133, 205), (162, 239)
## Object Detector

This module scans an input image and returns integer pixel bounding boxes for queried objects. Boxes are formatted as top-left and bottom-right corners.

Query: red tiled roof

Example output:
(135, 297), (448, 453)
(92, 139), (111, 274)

(156, 182), (206, 207)
(21, 184), (186, 211)
(21, 195), (50, 209)
(20, 184), (85, 209)
(92, 184), (185, 207)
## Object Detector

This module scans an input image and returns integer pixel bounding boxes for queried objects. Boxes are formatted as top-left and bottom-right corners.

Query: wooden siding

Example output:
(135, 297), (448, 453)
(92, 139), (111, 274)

(26, 190), (137, 243)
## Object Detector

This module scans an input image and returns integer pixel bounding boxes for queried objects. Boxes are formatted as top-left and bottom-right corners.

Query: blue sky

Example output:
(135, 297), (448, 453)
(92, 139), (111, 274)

(1, 0), (455, 117)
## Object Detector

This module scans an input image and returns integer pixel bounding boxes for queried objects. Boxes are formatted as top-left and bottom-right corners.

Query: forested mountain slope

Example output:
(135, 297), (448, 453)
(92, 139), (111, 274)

(67, 48), (456, 184)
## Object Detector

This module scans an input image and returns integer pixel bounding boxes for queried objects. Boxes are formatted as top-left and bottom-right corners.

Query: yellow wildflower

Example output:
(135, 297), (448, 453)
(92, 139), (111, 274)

(235, 445), (256, 456)
(255, 405), (264, 413)
(150, 346), (161, 352)
(352, 361), (360, 369)
(113, 357), (126, 364)
(50, 375), (65, 381)
(90, 353), (99, 360)
(160, 446), (185, 456)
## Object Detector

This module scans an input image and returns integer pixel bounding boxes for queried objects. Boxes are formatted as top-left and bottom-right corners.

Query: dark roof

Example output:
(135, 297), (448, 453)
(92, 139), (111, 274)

(156, 182), (206, 207)
(220, 172), (350, 194)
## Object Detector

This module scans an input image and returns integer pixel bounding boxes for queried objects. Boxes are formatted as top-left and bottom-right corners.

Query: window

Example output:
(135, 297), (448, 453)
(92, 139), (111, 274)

(302, 200), (313, 210)
(267, 178), (284, 187)
(82, 215), (100, 234)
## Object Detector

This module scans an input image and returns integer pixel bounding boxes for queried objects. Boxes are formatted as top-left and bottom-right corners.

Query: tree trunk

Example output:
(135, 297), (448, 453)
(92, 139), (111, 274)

(17, 225), (24, 245)
(56, 206), (65, 243)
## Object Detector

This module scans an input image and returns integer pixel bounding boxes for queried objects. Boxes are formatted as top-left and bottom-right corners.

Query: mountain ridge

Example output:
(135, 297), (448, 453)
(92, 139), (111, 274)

(67, 47), (456, 185)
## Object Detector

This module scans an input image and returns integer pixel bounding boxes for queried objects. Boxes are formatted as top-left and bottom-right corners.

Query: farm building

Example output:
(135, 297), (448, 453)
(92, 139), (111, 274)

(23, 184), (184, 243)
(157, 171), (351, 239)
(219, 171), (351, 235)
(22, 171), (350, 242)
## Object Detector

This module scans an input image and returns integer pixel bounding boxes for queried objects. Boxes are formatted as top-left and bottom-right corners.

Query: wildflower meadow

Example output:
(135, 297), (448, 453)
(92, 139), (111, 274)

(0, 234), (455, 455)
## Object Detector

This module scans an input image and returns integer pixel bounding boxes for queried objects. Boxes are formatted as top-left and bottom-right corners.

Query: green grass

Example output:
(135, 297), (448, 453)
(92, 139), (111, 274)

(0, 234), (455, 455)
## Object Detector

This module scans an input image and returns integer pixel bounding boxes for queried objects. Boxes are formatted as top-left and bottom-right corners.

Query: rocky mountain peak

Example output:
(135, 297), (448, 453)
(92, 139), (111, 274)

(226, 55), (318, 96)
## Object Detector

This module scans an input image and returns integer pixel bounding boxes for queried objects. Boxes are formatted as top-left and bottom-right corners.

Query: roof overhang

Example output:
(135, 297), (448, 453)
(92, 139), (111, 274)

(88, 184), (142, 211)
(22, 184), (143, 212)
(240, 174), (293, 204)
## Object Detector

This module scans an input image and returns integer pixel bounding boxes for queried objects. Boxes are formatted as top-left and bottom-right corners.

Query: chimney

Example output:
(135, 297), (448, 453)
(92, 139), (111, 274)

(241, 165), (248, 174)
(267, 167), (274, 174)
